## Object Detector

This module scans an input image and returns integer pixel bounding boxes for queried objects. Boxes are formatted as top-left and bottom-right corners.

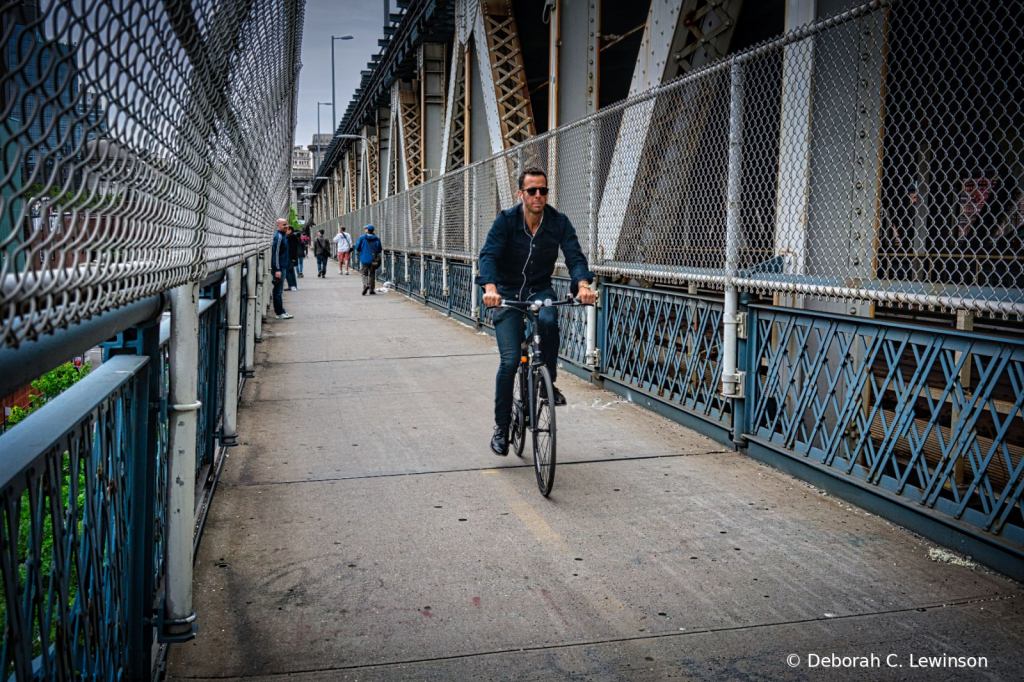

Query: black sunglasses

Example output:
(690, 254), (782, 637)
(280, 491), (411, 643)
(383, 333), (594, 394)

(523, 187), (549, 197)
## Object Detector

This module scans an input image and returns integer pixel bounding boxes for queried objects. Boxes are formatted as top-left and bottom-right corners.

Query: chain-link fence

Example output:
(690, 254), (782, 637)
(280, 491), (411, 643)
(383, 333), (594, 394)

(324, 0), (1023, 317)
(0, 0), (305, 350)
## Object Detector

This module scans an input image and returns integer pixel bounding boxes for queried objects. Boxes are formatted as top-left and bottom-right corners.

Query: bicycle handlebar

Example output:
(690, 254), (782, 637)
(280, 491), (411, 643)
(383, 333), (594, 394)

(486, 295), (593, 311)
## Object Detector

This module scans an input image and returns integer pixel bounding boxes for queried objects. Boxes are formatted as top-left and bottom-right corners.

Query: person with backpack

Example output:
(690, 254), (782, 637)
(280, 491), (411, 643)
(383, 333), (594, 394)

(354, 224), (382, 295)
(313, 229), (332, 278)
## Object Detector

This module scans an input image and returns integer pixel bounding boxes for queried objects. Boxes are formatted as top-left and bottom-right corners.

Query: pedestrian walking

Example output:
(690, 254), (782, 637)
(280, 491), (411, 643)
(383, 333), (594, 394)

(313, 229), (332, 278)
(286, 225), (300, 290)
(355, 224), (382, 295)
(298, 233), (309, 278)
(271, 219), (293, 319)
(333, 226), (353, 274)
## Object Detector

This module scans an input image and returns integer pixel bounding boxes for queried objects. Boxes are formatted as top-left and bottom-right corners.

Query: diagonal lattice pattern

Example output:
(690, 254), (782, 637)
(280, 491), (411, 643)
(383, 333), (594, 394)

(0, 358), (145, 680)
(424, 258), (447, 307)
(481, 1), (534, 148)
(551, 277), (588, 367)
(603, 285), (730, 428)
(0, 0), (305, 350)
(748, 306), (1024, 538)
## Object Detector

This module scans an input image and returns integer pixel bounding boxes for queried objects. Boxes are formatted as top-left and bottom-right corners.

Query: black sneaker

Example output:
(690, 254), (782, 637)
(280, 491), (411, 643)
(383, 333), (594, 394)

(362, 285), (369, 296)
(552, 386), (567, 407)
(490, 424), (509, 456)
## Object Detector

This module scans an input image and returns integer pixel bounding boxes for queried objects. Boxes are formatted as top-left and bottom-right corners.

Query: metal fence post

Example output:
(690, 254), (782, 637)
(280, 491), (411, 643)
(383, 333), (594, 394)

(123, 315), (162, 678)
(585, 119), (601, 368)
(165, 282), (200, 640)
(255, 251), (265, 342)
(244, 254), (257, 376)
(221, 263), (243, 446)
(722, 58), (744, 400)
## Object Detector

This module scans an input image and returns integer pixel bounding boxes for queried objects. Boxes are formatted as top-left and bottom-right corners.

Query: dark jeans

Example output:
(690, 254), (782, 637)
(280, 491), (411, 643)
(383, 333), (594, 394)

(493, 288), (558, 427)
(286, 266), (297, 288)
(296, 257), (304, 275)
(272, 273), (285, 314)
(316, 255), (328, 275)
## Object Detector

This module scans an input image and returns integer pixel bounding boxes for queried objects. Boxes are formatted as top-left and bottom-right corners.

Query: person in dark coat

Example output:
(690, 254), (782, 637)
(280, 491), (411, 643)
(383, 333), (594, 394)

(285, 225), (300, 290)
(313, 229), (332, 278)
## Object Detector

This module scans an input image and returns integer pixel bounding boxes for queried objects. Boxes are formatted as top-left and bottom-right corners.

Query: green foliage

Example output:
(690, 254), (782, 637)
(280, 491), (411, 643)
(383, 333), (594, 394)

(288, 205), (301, 231)
(0, 361), (91, 657)
(5, 362), (90, 428)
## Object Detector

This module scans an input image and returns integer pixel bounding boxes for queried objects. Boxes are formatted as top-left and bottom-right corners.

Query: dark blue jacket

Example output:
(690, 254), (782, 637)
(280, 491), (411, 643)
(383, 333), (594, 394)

(354, 233), (382, 265)
(477, 204), (594, 300)
(272, 230), (291, 272)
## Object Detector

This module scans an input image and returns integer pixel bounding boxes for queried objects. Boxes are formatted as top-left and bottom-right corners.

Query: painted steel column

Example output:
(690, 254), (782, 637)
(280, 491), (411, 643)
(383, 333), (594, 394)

(721, 59), (744, 399)
(244, 254), (257, 376)
(585, 116), (600, 367)
(585, 300), (598, 368)
(471, 260), (479, 320)
(221, 263), (242, 446)
(165, 281), (200, 637)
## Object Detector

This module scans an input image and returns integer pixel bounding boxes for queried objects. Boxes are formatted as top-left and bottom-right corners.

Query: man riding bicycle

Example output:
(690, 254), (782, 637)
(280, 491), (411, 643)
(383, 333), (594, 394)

(478, 166), (597, 456)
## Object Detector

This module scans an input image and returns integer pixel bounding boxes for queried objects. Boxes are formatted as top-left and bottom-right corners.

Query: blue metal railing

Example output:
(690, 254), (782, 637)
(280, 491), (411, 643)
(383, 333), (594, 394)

(744, 305), (1024, 552)
(602, 284), (731, 433)
(409, 256), (423, 299)
(0, 355), (157, 680)
(0, 264), (252, 680)
(425, 258), (447, 308)
(449, 262), (474, 321)
(552, 276), (589, 367)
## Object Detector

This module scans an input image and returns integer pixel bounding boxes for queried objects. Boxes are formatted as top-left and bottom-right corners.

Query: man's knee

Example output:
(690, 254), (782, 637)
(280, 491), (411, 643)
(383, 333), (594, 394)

(497, 350), (520, 376)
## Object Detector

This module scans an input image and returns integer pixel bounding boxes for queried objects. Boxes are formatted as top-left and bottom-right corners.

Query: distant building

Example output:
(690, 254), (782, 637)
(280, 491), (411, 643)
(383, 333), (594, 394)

(292, 146), (313, 175)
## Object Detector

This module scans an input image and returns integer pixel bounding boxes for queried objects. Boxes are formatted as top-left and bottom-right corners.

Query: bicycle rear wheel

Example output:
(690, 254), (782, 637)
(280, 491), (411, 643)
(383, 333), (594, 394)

(531, 365), (557, 496)
(509, 365), (527, 458)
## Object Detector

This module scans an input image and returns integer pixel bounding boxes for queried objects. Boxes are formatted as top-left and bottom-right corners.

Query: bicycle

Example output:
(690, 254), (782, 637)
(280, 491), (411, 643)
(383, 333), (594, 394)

(489, 295), (590, 497)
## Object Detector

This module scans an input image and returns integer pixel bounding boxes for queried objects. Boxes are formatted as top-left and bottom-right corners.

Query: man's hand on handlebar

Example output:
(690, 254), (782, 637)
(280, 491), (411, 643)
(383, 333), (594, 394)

(482, 283), (502, 308)
(577, 281), (597, 306)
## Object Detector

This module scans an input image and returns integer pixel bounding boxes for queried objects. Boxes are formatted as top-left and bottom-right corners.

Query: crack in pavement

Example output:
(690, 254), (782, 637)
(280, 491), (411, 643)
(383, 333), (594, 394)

(262, 351), (494, 366)
(223, 450), (736, 488)
(168, 593), (1022, 680)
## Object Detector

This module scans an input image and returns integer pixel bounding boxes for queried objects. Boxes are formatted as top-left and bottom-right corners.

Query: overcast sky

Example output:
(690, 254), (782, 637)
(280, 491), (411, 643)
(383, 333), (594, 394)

(295, 0), (393, 149)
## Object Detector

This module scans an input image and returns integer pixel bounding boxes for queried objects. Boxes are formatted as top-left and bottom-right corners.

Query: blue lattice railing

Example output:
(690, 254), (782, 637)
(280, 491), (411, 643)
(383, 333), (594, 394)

(746, 305), (1024, 549)
(0, 356), (158, 680)
(552, 276), (588, 367)
(603, 285), (731, 430)
(449, 261), (473, 319)
(409, 256), (423, 298)
(196, 291), (226, 482)
(393, 253), (408, 292)
(425, 258), (447, 307)
(380, 251), (393, 284)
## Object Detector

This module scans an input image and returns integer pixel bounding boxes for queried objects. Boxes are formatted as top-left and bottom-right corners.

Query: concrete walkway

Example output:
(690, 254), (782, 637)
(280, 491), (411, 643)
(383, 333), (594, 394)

(168, 268), (1023, 681)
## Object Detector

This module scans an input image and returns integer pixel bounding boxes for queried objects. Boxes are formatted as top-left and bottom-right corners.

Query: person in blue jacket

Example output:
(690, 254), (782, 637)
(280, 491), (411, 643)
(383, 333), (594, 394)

(271, 219), (293, 319)
(355, 224), (383, 295)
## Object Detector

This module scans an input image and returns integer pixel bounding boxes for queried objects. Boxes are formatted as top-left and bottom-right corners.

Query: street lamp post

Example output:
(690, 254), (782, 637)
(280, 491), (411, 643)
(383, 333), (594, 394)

(316, 101), (332, 171)
(331, 35), (354, 132)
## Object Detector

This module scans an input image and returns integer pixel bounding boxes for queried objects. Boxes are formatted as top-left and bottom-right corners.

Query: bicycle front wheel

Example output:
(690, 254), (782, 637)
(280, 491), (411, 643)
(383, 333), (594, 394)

(509, 365), (527, 458)
(531, 365), (557, 496)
